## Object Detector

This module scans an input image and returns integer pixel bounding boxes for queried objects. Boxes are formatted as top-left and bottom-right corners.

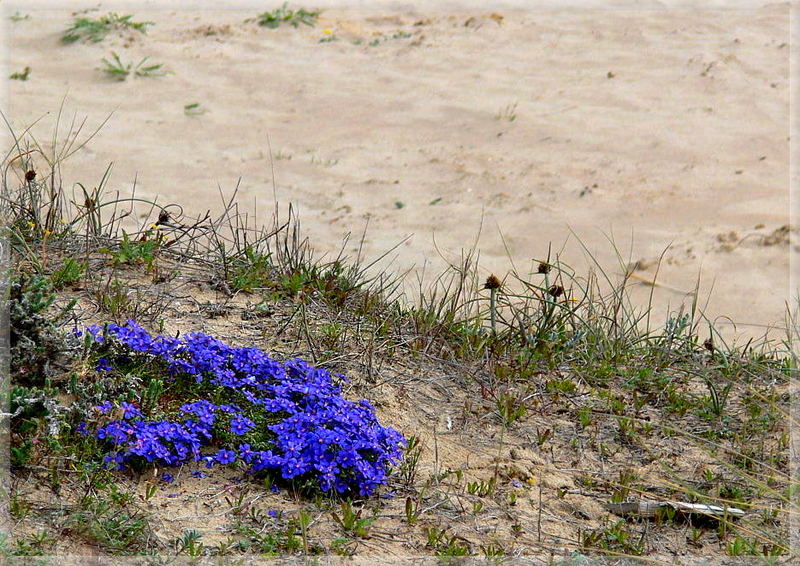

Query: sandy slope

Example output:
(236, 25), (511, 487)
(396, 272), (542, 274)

(4, 1), (792, 340)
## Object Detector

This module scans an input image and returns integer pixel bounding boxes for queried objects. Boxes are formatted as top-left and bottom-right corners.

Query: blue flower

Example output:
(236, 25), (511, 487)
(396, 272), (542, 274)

(84, 321), (406, 496)
(95, 357), (113, 372)
(215, 449), (236, 465)
(120, 402), (143, 420)
(162, 473), (174, 483)
(229, 415), (255, 436)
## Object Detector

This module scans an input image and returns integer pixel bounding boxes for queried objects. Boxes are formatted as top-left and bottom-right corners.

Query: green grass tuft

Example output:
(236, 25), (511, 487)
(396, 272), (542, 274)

(253, 4), (320, 29)
(62, 12), (153, 43)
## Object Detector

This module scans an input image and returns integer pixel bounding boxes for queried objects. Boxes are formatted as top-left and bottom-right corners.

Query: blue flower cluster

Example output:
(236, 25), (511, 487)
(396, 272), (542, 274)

(78, 321), (405, 496)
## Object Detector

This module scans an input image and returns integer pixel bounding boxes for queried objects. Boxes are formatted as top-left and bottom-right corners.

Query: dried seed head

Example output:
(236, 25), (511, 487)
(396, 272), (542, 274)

(537, 262), (551, 274)
(547, 284), (564, 298)
(703, 337), (714, 353)
(484, 274), (502, 290)
(24, 169), (36, 182)
(157, 210), (171, 225)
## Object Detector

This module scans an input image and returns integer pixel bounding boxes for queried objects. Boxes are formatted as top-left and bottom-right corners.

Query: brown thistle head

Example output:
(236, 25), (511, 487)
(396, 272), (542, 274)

(484, 274), (502, 290)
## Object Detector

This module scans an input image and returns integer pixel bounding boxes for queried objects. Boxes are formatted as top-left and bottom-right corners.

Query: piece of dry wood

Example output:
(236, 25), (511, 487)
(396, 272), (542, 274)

(606, 499), (745, 520)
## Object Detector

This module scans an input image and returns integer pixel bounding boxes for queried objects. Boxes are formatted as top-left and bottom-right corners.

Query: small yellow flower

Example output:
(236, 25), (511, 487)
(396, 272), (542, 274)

(58, 218), (66, 223)
(526, 477), (537, 486)
(150, 224), (159, 230)
(27, 221), (35, 227)
(323, 29), (333, 34)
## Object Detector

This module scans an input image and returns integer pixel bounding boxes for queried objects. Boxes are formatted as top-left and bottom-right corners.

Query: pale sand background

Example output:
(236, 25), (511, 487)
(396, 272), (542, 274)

(4, 1), (793, 341)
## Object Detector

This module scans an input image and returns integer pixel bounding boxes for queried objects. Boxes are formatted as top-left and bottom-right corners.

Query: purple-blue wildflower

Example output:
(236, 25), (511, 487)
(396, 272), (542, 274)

(230, 415), (255, 436)
(82, 320), (406, 496)
(95, 357), (113, 372)
(215, 449), (237, 465)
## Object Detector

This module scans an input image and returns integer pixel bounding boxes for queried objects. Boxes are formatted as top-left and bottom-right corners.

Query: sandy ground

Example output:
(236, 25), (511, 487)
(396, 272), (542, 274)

(3, 1), (793, 341)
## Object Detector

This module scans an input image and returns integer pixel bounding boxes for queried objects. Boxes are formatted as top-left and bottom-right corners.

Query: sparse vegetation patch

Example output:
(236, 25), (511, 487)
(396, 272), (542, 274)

(1, 110), (795, 560)
(253, 4), (320, 29)
(61, 12), (154, 43)
(62, 12), (154, 44)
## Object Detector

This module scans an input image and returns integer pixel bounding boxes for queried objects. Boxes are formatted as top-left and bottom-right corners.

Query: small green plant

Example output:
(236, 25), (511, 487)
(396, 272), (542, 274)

(230, 246), (273, 292)
(176, 530), (204, 557)
(319, 31), (338, 43)
(63, 13), (153, 43)
(496, 392), (526, 427)
(9, 492), (31, 520)
(424, 527), (470, 556)
(535, 426), (553, 447)
(665, 385), (695, 416)
(331, 500), (374, 538)
(102, 231), (160, 268)
(689, 527), (704, 546)
(9, 66), (31, 81)
(254, 4), (320, 29)
(183, 102), (207, 116)
(9, 273), (76, 387)
(10, 439), (33, 468)
(425, 526), (447, 547)
(404, 496), (424, 524)
(610, 469), (639, 503)
(496, 101), (518, 122)
(580, 520), (644, 556)
(726, 535), (759, 556)
(365, 30), (412, 47)
(9, 11), (30, 22)
(616, 416), (639, 444)
(99, 52), (168, 81)
(231, 510), (313, 554)
(320, 322), (344, 350)
(481, 543), (505, 560)
(330, 536), (354, 556)
(68, 492), (151, 553)
(697, 375), (734, 419)
(295, 511), (312, 555)
(396, 435), (422, 486)
(96, 279), (131, 318)
(50, 257), (85, 288)
(467, 477), (496, 497)
(142, 378), (164, 414)
(13, 531), (55, 555)
(545, 377), (577, 395)
(225, 490), (248, 516)
(143, 483), (157, 502)
(577, 406), (592, 428)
